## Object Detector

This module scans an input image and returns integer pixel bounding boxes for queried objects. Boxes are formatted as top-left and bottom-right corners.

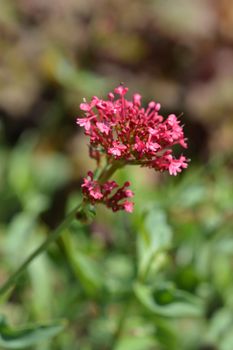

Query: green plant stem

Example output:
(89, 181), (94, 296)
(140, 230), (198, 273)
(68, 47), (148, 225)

(0, 204), (81, 296)
(98, 161), (124, 183)
(0, 161), (122, 296)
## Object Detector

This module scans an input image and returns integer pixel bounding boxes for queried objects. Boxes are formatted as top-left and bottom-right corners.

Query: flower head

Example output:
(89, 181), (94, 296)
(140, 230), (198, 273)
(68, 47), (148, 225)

(77, 85), (189, 213)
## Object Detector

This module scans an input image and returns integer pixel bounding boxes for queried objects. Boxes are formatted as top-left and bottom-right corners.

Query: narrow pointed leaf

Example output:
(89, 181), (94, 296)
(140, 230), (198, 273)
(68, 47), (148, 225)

(0, 316), (65, 349)
(134, 282), (203, 318)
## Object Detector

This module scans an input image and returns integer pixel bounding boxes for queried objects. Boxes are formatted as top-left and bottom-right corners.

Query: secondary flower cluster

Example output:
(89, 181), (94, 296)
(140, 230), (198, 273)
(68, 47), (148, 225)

(81, 171), (134, 213)
(77, 85), (188, 212)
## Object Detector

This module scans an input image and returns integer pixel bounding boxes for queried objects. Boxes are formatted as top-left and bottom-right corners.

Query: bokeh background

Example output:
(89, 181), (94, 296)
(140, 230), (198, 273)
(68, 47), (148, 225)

(0, 1), (233, 349)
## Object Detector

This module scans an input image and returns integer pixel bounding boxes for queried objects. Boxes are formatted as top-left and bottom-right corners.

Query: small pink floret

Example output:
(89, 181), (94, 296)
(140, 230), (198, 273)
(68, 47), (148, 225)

(76, 118), (91, 131)
(109, 142), (127, 157)
(124, 189), (134, 198)
(80, 102), (90, 111)
(168, 156), (188, 176)
(133, 93), (142, 106)
(109, 147), (121, 156)
(89, 189), (103, 200)
(114, 85), (129, 96)
(167, 114), (177, 126)
(123, 201), (134, 213)
(108, 92), (114, 100)
(146, 141), (161, 152)
(96, 122), (110, 135)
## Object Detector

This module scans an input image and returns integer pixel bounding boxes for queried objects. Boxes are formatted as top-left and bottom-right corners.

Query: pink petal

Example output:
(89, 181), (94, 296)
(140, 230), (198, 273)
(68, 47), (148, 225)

(123, 201), (134, 213)
(96, 122), (110, 135)
(114, 85), (128, 96)
(80, 102), (91, 111)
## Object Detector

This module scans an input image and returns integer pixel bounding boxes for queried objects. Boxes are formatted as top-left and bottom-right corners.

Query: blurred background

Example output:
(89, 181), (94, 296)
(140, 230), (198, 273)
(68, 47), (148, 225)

(0, 1), (233, 349)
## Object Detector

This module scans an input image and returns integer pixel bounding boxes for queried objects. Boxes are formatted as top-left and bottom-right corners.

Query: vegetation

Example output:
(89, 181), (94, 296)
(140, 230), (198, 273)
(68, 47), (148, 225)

(0, 1), (232, 349)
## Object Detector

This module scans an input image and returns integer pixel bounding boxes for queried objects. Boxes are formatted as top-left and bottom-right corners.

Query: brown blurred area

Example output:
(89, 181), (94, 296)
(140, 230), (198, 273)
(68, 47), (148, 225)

(0, 0), (233, 161)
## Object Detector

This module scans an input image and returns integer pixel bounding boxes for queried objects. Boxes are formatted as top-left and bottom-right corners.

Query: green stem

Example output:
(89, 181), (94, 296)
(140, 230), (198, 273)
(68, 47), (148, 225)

(0, 204), (81, 296)
(0, 161), (123, 296)
(98, 161), (124, 184)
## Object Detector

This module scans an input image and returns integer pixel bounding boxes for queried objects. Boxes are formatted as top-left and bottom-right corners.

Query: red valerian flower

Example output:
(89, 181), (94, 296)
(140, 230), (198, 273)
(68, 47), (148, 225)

(77, 85), (189, 212)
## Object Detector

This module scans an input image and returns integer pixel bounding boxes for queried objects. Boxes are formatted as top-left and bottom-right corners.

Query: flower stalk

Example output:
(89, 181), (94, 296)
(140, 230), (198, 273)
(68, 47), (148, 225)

(0, 204), (80, 296)
(0, 160), (123, 295)
(0, 84), (188, 299)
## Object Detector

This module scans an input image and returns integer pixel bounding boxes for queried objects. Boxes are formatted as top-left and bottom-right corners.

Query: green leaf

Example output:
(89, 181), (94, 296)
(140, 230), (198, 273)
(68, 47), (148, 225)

(137, 206), (172, 279)
(72, 251), (103, 294)
(115, 336), (156, 350)
(134, 282), (203, 318)
(62, 232), (103, 296)
(154, 320), (181, 350)
(0, 315), (65, 349)
(104, 255), (134, 295)
(5, 213), (36, 267)
(8, 138), (35, 200)
(28, 247), (54, 319)
(206, 308), (233, 346)
(220, 329), (233, 350)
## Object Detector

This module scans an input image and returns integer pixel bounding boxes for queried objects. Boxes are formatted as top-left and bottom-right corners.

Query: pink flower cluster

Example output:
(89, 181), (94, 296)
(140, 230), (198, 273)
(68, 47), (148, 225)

(77, 85), (188, 175)
(77, 85), (189, 212)
(81, 171), (134, 213)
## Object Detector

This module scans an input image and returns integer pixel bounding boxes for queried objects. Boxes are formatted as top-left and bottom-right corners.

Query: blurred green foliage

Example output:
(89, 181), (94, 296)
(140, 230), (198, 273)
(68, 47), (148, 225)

(0, 0), (233, 349)
(0, 132), (232, 349)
